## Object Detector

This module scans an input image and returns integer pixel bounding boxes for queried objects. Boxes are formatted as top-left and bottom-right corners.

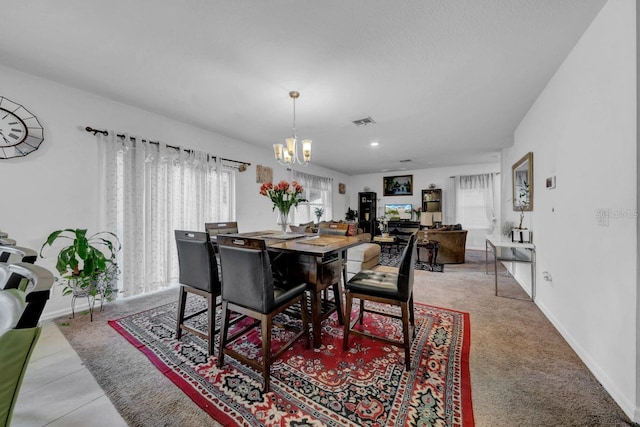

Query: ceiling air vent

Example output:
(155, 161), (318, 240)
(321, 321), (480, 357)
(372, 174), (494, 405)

(352, 116), (376, 127)
(399, 159), (412, 163)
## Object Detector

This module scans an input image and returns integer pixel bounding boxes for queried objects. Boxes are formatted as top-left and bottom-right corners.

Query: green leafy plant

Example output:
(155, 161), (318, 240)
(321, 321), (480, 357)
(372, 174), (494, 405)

(40, 228), (121, 298)
(517, 180), (530, 229)
(345, 207), (358, 221)
(314, 207), (325, 222)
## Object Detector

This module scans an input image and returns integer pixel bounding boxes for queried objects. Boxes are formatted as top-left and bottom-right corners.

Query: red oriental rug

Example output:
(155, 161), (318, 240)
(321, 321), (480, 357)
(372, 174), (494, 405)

(109, 298), (473, 426)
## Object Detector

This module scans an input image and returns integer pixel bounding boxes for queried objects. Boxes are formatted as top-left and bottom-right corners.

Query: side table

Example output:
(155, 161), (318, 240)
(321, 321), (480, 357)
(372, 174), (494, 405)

(485, 236), (535, 301)
(416, 240), (440, 264)
(373, 235), (400, 254)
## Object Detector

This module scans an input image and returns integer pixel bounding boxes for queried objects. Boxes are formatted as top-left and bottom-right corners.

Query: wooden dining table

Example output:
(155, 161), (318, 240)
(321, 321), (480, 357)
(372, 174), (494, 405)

(221, 231), (363, 348)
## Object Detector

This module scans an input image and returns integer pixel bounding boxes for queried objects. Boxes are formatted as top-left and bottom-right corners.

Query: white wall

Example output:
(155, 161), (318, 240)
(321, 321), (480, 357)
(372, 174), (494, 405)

(502, 0), (638, 419)
(0, 64), (350, 319)
(350, 163), (501, 249)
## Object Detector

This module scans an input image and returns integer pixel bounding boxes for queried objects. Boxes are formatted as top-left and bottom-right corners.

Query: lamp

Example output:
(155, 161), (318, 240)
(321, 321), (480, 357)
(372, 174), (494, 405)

(433, 212), (443, 227)
(273, 91), (312, 167)
(420, 212), (433, 227)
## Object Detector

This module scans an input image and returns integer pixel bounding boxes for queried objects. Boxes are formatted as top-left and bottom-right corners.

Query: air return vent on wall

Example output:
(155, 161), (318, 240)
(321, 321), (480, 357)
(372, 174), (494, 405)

(352, 116), (376, 127)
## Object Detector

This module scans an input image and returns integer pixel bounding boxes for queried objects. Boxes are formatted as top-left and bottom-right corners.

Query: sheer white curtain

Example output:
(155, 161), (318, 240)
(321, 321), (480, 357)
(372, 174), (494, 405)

(98, 132), (230, 297)
(454, 173), (497, 248)
(291, 171), (333, 224)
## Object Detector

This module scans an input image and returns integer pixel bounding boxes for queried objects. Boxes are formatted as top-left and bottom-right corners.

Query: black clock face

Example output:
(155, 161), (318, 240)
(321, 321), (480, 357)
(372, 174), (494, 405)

(0, 97), (44, 159)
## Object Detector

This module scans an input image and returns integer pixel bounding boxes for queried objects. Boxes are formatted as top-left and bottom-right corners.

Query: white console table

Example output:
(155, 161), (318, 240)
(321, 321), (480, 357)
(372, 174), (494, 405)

(485, 236), (536, 301)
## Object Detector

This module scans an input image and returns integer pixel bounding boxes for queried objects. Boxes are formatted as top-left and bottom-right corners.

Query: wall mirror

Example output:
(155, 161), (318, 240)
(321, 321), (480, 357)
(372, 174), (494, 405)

(512, 152), (533, 211)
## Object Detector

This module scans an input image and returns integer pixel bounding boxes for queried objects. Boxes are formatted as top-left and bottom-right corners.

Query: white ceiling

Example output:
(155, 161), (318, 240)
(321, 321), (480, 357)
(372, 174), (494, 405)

(0, 0), (606, 175)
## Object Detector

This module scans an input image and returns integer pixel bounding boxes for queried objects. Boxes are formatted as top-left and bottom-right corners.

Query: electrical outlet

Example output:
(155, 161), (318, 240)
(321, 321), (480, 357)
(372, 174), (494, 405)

(542, 271), (552, 282)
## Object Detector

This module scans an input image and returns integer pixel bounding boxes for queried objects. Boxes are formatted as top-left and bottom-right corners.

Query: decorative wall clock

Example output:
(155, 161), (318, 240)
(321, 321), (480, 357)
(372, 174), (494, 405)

(0, 96), (44, 159)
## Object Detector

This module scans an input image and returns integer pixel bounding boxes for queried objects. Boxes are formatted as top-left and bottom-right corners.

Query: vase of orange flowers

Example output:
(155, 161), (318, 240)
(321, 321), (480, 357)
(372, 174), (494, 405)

(259, 180), (307, 233)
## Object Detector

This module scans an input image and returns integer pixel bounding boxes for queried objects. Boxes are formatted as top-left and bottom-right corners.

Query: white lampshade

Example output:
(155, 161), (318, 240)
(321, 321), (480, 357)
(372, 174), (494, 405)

(433, 212), (442, 223)
(420, 212), (433, 227)
(302, 139), (312, 162)
(273, 143), (283, 161)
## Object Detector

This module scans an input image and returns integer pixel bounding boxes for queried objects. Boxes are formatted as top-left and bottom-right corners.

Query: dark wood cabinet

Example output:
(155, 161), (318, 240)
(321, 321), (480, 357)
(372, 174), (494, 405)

(421, 188), (443, 227)
(358, 192), (377, 235)
(422, 188), (442, 213)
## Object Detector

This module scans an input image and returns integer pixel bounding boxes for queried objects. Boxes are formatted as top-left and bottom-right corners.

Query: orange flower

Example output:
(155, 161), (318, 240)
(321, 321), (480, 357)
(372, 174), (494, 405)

(259, 180), (307, 213)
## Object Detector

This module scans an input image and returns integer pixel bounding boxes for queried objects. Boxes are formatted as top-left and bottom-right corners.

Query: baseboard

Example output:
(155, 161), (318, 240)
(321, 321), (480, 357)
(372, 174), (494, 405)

(535, 299), (638, 423)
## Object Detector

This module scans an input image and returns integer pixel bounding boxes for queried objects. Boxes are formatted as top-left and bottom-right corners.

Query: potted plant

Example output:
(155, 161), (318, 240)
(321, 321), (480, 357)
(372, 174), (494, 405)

(512, 180), (531, 243)
(314, 207), (325, 223)
(40, 228), (121, 318)
(345, 207), (358, 221)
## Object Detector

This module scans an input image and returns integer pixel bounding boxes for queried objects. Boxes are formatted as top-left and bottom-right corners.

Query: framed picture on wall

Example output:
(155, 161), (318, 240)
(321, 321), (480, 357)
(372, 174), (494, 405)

(338, 183), (346, 194)
(383, 175), (413, 196)
(256, 164), (273, 183)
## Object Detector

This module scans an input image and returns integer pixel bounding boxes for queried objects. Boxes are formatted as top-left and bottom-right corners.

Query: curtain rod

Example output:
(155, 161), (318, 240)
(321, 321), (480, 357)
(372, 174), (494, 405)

(449, 172), (500, 178)
(84, 126), (250, 167)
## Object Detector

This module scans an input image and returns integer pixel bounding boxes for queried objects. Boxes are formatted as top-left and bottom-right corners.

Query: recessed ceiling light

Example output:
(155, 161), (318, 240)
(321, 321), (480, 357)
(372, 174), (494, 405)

(370, 141), (379, 146)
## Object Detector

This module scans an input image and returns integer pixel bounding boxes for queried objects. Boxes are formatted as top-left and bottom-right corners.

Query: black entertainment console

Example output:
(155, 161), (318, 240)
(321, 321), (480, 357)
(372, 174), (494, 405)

(387, 220), (420, 243)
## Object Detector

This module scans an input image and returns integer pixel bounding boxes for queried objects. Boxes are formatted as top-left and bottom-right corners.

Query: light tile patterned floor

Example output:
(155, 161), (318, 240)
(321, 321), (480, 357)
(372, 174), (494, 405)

(11, 322), (127, 427)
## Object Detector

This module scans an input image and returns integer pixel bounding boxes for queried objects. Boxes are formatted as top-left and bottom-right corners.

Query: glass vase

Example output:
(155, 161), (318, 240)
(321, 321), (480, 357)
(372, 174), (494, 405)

(278, 209), (291, 233)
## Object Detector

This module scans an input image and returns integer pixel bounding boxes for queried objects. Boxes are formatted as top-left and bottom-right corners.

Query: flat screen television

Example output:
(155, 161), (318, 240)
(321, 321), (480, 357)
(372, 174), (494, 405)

(384, 203), (412, 220)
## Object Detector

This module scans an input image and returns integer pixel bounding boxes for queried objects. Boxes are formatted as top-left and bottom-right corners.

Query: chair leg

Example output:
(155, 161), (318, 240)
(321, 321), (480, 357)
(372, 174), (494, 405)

(358, 299), (365, 325)
(261, 314), (272, 393)
(300, 293), (311, 349)
(207, 293), (214, 355)
(409, 295), (416, 336)
(216, 300), (230, 368)
(176, 286), (187, 339)
(332, 282), (344, 325)
(342, 291), (353, 351)
(401, 301), (411, 370)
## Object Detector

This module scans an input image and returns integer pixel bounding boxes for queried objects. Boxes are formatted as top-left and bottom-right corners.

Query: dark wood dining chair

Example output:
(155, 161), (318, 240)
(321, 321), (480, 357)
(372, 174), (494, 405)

(174, 230), (221, 356)
(216, 235), (309, 392)
(343, 232), (417, 370)
(317, 222), (349, 325)
(204, 221), (239, 238)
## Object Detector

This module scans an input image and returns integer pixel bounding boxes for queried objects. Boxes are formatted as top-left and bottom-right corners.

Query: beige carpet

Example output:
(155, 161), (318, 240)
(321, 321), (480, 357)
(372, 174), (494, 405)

(55, 250), (634, 426)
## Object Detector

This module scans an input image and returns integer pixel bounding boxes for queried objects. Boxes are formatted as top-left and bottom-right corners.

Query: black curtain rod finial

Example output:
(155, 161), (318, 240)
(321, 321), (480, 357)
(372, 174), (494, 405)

(85, 126), (108, 136)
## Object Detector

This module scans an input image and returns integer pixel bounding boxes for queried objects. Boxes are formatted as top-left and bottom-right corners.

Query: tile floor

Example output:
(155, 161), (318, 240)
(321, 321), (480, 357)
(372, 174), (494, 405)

(11, 321), (127, 427)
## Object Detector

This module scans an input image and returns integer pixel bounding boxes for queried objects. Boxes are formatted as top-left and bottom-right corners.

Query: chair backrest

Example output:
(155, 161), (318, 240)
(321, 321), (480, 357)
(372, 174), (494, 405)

(205, 222), (239, 238)
(397, 232), (417, 299)
(0, 245), (37, 264)
(217, 235), (275, 313)
(174, 230), (220, 294)
(318, 222), (349, 236)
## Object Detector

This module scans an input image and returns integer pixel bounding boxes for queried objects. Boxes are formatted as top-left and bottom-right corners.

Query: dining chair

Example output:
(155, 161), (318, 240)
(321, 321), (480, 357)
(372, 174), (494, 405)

(0, 245), (37, 264)
(204, 221), (239, 238)
(317, 222), (349, 324)
(343, 231), (417, 370)
(174, 230), (221, 356)
(0, 262), (55, 427)
(216, 235), (309, 392)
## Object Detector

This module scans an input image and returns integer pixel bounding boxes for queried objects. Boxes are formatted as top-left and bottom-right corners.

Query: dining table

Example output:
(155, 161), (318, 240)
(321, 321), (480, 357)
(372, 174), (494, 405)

(220, 230), (364, 348)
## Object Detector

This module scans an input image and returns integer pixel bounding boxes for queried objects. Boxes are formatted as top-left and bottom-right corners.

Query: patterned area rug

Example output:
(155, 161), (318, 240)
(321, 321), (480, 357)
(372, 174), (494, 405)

(379, 244), (445, 272)
(109, 298), (473, 426)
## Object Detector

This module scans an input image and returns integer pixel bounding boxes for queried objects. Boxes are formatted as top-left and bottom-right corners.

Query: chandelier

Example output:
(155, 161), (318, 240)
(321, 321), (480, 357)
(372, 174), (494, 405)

(273, 91), (311, 167)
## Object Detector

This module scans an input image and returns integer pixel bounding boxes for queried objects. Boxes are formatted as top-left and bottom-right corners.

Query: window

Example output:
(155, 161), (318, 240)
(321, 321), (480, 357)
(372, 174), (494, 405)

(291, 171), (333, 224)
(99, 133), (235, 297)
(454, 173), (498, 249)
